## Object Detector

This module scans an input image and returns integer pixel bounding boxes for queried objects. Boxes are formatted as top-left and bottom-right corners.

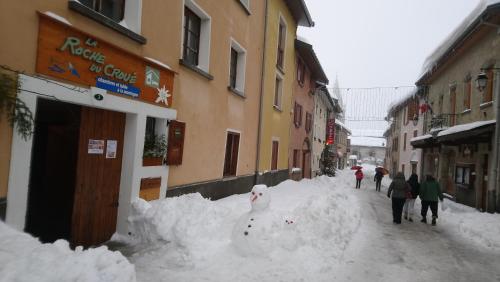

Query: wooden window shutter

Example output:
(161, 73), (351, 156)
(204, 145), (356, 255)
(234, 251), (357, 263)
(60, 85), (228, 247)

(166, 120), (186, 165)
(485, 70), (494, 103)
(271, 141), (279, 170)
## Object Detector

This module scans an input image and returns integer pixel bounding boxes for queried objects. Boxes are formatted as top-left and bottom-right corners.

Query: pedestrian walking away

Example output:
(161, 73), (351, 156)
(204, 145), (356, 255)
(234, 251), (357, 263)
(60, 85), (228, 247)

(387, 172), (410, 224)
(403, 173), (420, 222)
(374, 169), (384, 192)
(355, 169), (363, 189)
(419, 175), (444, 226)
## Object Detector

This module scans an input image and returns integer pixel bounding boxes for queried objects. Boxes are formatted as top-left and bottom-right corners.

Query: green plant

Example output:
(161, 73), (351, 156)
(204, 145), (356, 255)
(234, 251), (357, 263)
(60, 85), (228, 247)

(0, 70), (33, 140)
(143, 134), (167, 158)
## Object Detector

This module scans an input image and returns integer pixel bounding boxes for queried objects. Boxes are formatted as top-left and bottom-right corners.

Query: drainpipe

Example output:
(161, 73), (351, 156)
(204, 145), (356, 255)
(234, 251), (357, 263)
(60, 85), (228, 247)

(490, 69), (500, 213)
(255, 0), (268, 185)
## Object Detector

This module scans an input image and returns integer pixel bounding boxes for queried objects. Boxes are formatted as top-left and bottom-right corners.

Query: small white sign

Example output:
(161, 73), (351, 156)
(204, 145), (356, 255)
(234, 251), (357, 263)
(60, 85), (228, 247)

(88, 139), (104, 154)
(106, 140), (118, 159)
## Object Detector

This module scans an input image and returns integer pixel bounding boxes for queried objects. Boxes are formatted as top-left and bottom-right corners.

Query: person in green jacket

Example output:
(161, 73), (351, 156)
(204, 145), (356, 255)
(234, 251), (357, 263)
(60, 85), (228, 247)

(419, 175), (444, 226)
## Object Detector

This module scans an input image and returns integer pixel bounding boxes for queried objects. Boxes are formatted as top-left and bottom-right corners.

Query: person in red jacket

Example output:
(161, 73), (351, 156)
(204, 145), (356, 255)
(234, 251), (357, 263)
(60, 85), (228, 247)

(355, 169), (364, 189)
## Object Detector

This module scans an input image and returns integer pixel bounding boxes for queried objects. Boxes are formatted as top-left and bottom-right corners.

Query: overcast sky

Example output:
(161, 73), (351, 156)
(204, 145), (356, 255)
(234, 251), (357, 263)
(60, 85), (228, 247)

(298, 0), (481, 89)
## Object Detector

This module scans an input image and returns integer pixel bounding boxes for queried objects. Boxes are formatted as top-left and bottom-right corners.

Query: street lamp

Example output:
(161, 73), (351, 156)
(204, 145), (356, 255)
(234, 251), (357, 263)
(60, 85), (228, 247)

(475, 71), (488, 92)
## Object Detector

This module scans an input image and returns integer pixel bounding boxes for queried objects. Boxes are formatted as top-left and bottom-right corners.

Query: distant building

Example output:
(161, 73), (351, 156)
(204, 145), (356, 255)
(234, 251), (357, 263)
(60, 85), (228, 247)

(349, 137), (386, 166)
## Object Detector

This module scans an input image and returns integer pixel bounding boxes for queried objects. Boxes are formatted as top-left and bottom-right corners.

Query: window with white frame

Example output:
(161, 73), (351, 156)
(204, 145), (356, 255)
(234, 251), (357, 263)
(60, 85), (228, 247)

(277, 16), (287, 70)
(274, 74), (283, 109)
(80, 0), (125, 22)
(228, 39), (247, 93)
(182, 0), (211, 72)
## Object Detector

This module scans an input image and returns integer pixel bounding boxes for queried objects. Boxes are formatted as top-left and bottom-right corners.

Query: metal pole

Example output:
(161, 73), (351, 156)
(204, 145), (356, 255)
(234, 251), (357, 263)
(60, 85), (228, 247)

(492, 69), (500, 213)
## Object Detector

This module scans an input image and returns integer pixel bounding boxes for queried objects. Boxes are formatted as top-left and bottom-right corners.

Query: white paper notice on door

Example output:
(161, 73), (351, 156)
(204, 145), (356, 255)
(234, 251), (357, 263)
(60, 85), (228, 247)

(106, 140), (118, 159)
(88, 139), (104, 154)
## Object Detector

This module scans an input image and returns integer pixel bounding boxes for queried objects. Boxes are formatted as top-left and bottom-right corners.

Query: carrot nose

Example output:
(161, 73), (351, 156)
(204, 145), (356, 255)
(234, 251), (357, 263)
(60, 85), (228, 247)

(251, 195), (258, 202)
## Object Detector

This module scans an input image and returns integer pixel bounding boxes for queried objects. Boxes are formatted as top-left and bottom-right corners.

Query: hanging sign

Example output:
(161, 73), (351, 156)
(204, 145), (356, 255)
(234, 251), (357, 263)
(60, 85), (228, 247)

(36, 13), (174, 107)
(326, 118), (335, 145)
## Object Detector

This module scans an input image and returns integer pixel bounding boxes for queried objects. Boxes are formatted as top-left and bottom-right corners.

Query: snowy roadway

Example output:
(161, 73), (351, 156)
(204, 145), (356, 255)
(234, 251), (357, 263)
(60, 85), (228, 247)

(332, 169), (500, 282)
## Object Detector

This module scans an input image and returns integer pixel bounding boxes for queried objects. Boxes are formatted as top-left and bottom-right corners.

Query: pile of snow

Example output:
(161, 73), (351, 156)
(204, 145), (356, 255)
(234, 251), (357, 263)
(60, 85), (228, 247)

(123, 176), (361, 282)
(440, 199), (500, 251)
(0, 221), (136, 282)
(410, 134), (433, 142)
(437, 119), (495, 137)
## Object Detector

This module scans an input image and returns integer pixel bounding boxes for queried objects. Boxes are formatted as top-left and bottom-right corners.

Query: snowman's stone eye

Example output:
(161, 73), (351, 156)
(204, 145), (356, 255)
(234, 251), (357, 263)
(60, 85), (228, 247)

(259, 193), (263, 196)
(252, 192), (255, 195)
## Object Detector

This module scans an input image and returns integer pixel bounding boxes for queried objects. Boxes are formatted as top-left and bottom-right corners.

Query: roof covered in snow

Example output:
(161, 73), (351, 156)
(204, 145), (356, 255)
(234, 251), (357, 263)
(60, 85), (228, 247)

(418, 0), (500, 84)
(387, 88), (418, 115)
(295, 39), (329, 84)
(437, 120), (496, 137)
(349, 136), (386, 148)
(335, 119), (351, 134)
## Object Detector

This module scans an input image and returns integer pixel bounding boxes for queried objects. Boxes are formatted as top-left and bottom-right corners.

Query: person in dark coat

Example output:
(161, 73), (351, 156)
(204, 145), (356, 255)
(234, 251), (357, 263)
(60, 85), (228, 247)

(387, 172), (410, 224)
(355, 169), (363, 189)
(419, 175), (444, 226)
(374, 169), (384, 192)
(403, 173), (420, 222)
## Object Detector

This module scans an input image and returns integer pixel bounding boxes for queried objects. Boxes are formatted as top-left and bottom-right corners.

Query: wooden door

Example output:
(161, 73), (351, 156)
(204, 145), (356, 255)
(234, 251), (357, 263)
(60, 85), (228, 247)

(302, 151), (311, 179)
(71, 107), (125, 247)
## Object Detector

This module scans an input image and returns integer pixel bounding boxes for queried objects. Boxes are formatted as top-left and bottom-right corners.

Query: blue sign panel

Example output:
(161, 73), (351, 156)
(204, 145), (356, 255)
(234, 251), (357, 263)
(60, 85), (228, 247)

(96, 76), (140, 98)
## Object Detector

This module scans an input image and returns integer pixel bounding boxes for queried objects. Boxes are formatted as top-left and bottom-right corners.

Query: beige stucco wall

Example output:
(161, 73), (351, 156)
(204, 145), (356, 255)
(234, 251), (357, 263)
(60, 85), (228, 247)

(0, 0), (265, 189)
(257, 0), (297, 172)
(168, 0), (265, 187)
(312, 91), (329, 175)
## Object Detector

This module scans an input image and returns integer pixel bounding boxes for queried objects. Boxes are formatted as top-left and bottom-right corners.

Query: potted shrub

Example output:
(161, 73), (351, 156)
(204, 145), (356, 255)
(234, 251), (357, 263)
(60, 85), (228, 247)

(143, 134), (167, 166)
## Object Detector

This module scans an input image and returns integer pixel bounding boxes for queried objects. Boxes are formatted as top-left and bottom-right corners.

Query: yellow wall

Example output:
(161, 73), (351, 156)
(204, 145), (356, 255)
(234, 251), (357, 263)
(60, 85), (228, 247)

(258, 0), (297, 171)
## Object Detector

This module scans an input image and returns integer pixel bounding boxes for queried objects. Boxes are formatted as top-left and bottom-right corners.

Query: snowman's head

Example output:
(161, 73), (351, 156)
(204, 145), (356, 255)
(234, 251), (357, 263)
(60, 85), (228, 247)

(250, 185), (270, 211)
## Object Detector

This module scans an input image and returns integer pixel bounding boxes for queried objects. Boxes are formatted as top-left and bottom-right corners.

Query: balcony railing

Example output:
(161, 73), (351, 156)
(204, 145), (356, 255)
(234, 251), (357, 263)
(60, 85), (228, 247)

(427, 114), (458, 132)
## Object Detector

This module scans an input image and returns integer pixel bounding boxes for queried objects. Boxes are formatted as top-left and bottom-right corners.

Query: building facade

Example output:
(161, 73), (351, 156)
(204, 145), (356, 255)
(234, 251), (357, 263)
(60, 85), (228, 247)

(257, 0), (314, 185)
(386, 91), (424, 179)
(312, 87), (334, 176)
(0, 0), (178, 246)
(165, 0), (266, 199)
(334, 119), (351, 169)
(411, 2), (500, 212)
(289, 38), (328, 180)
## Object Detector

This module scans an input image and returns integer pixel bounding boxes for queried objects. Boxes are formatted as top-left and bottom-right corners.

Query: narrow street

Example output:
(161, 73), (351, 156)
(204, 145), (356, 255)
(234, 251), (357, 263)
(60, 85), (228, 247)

(332, 170), (500, 282)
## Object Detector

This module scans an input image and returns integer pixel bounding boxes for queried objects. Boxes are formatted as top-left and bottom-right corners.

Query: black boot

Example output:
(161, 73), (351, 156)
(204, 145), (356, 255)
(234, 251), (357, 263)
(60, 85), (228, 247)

(431, 216), (436, 226)
(421, 217), (427, 223)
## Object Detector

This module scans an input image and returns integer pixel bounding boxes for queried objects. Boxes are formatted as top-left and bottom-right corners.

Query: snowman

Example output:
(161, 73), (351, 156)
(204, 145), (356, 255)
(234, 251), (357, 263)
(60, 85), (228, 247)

(231, 185), (297, 256)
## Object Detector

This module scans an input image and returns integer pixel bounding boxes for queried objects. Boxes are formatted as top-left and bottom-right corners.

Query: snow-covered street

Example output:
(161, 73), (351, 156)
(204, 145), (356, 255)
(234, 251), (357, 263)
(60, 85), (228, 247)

(1, 167), (500, 282)
(331, 169), (500, 282)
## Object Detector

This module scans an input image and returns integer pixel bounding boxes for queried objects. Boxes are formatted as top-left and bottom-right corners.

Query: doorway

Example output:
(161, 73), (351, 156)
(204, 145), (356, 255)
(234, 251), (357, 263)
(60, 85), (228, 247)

(25, 99), (126, 247)
(25, 99), (81, 243)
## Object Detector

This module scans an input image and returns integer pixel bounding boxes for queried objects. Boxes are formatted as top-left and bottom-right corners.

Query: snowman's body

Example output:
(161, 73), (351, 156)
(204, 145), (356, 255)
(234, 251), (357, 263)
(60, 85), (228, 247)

(231, 185), (286, 256)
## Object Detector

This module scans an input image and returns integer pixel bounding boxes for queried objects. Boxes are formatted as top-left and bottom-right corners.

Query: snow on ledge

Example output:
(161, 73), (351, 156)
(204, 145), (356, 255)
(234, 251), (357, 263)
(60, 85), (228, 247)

(410, 134), (433, 142)
(44, 11), (72, 25)
(437, 120), (496, 137)
(291, 167), (302, 173)
(144, 56), (173, 71)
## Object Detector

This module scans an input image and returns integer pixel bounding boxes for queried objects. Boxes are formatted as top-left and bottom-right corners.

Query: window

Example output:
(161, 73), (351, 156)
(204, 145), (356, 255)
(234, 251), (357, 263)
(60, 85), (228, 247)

(277, 18), (286, 69)
(229, 48), (238, 89)
(293, 149), (300, 168)
(183, 7), (201, 66)
(411, 163), (417, 174)
(403, 132), (407, 151)
(145, 117), (156, 140)
(305, 112), (312, 133)
(450, 86), (456, 126)
(297, 59), (305, 85)
(413, 130), (418, 138)
(455, 166), (472, 185)
(228, 39), (247, 93)
(223, 132), (240, 176)
(464, 77), (471, 110)
(271, 140), (279, 170)
(80, 0), (125, 22)
(274, 75), (283, 108)
(401, 164), (405, 174)
(294, 102), (303, 127)
(182, 1), (211, 73)
(483, 70), (494, 103)
(406, 98), (418, 124)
